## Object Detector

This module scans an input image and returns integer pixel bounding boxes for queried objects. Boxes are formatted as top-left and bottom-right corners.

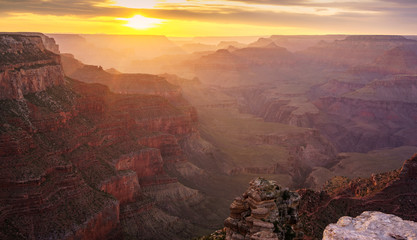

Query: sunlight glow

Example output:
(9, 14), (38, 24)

(0, 0), (407, 36)
(118, 15), (165, 30)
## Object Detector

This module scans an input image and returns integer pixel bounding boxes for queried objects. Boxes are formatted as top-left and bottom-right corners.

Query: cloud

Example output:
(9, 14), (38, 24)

(224, 0), (417, 13)
(0, 0), (416, 34)
(140, 8), (356, 28)
(0, 0), (134, 17)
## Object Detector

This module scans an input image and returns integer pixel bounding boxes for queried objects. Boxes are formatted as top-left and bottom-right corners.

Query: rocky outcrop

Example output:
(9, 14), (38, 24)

(194, 49), (248, 73)
(61, 54), (183, 100)
(313, 94), (417, 152)
(308, 79), (366, 99)
(268, 35), (346, 52)
(0, 32), (61, 54)
(323, 211), (417, 240)
(302, 35), (417, 66)
(224, 178), (303, 240)
(297, 154), (417, 239)
(0, 34), (205, 240)
(241, 75), (417, 153)
(346, 75), (417, 102)
(99, 171), (140, 204)
(0, 34), (64, 99)
(231, 87), (317, 128)
(373, 46), (417, 74)
(138, 133), (186, 163)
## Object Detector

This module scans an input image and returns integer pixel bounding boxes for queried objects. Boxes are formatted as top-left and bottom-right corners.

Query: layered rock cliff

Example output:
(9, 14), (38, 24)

(61, 54), (183, 100)
(0, 34), (64, 99)
(313, 76), (417, 152)
(373, 46), (417, 74)
(0, 33), (208, 239)
(232, 74), (417, 153)
(297, 153), (417, 239)
(302, 35), (417, 66)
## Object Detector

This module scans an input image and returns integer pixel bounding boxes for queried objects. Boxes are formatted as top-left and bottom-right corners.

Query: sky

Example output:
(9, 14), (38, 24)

(0, 0), (416, 36)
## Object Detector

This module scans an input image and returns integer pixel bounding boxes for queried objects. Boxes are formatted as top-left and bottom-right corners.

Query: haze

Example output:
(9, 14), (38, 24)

(0, 0), (416, 36)
(2, 0), (417, 239)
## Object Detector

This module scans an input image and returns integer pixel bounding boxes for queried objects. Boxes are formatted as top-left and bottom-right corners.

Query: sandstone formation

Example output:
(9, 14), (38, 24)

(302, 35), (417, 66)
(373, 46), (417, 74)
(0, 34), (64, 99)
(61, 54), (183, 100)
(0, 32), (60, 54)
(0, 33), (207, 239)
(297, 153), (417, 239)
(233, 73), (417, 153)
(323, 211), (417, 240)
(224, 178), (303, 240)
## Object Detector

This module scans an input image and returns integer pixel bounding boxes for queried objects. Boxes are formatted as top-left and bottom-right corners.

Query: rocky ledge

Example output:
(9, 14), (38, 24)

(297, 153), (417, 239)
(323, 211), (417, 240)
(224, 178), (303, 240)
(0, 33), (64, 99)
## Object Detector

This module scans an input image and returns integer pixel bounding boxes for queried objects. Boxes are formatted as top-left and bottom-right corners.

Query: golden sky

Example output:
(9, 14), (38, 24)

(0, 0), (416, 36)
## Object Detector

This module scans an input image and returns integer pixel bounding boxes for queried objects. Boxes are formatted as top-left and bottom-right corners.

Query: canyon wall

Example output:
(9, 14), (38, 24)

(297, 153), (417, 239)
(0, 33), (207, 240)
(0, 34), (64, 99)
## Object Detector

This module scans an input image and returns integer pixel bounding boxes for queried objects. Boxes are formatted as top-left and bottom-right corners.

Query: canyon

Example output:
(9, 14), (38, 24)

(0, 33), (221, 239)
(2, 32), (417, 239)
(199, 153), (417, 239)
(298, 153), (417, 239)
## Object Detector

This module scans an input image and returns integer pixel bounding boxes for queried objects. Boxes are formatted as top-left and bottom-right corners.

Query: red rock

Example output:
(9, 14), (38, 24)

(0, 34), (64, 99)
(114, 148), (164, 178)
(99, 171), (140, 204)
(138, 133), (186, 163)
(0, 34), (201, 239)
(298, 154), (417, 239)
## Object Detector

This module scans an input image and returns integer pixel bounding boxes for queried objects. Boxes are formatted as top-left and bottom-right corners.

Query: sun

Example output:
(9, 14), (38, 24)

(118, 15), (165, 30)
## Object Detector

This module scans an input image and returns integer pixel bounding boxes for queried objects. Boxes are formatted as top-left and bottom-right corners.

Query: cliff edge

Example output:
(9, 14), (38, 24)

(0, 34), (64, 99)
(323, 211), (417, 240)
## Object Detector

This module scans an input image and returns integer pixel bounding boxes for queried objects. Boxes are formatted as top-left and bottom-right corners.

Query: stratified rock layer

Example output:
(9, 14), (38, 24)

(323, 211), (417, 240)
(0, 34), (64, 99)
(224, 178), (303, 240)
(0, 33), (203, 240)
(298, 153), (417, 239)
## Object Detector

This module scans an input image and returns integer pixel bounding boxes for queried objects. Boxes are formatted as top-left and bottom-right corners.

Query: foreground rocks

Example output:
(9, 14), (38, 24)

(224, 178), (303, 240)
(298, 153), (417, 239)
(323, 211), (417, 240)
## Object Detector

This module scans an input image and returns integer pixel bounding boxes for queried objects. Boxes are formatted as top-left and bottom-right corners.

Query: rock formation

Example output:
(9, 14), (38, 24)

(0, 34), (64, 99)
(224, 178), (303, 240)
(323, 211), (417, 240)
(302, 35), (417, 66)
(297, 153), (417, 239)
(60, 54), (183, 100)
(233, 73), (417, 153)
(0, 33), (207, 239)
(373, 46), (417, 74)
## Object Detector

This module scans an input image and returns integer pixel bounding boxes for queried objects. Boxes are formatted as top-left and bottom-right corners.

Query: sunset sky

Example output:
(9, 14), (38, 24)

(0, 0), (416, 36)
